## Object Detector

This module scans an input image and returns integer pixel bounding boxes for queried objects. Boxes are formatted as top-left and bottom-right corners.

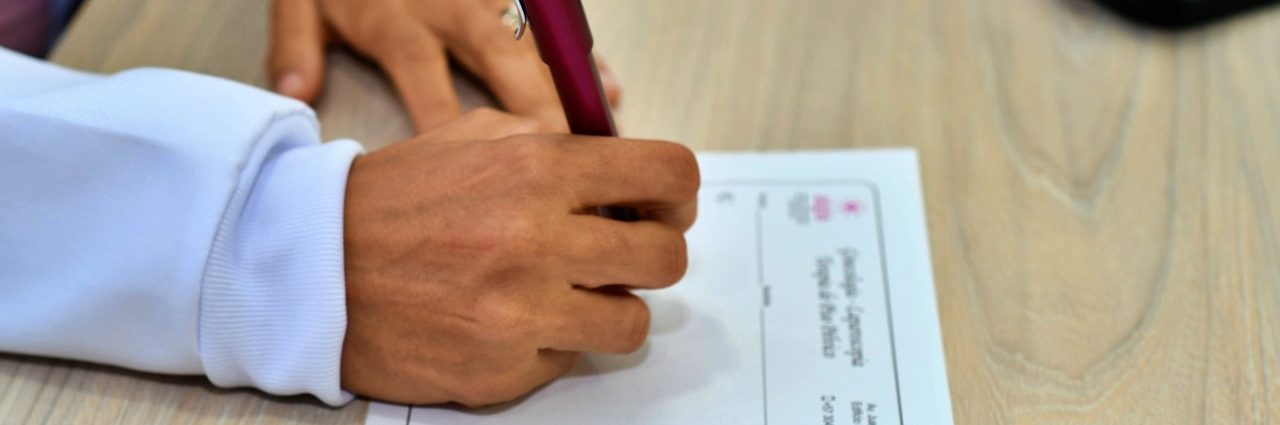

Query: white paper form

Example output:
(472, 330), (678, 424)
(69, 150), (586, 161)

(367, 150), (954, 425)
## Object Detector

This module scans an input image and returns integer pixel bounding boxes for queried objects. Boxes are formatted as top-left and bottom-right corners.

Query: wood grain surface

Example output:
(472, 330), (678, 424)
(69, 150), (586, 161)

(2, 0), (1277, 423)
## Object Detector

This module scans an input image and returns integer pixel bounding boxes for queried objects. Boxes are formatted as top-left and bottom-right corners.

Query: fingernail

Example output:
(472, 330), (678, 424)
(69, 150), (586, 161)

(274, 72), (306, 97)
(600, 73), (622, 106)
(600, 71), (618, 90)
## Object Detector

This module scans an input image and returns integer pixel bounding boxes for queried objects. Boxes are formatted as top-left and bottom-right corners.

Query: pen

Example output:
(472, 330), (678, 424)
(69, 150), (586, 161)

(512, 0), (639, 221)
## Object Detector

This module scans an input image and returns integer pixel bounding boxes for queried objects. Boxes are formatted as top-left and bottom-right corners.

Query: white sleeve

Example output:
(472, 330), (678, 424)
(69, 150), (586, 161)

(0, 48), (361, 406)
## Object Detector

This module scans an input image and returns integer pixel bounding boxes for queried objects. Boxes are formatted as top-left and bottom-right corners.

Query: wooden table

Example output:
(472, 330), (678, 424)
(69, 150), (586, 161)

(3, 0), (1278, 423)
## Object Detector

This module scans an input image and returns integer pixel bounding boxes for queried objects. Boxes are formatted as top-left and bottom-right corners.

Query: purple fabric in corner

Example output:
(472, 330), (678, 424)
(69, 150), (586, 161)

(0, 0), (51, 56)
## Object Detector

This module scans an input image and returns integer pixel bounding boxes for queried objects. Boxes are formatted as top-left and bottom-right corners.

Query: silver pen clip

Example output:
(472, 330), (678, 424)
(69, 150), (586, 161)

(507, 0), (529, 40)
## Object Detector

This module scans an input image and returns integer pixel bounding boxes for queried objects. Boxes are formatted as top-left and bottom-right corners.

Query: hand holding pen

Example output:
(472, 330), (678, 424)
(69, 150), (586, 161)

(341, 109), (698, 406)
(288, 0), (697, 406)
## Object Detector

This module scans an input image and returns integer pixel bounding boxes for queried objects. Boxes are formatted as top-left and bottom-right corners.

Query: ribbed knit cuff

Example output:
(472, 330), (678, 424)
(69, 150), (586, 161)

(199, 132), (362, 406)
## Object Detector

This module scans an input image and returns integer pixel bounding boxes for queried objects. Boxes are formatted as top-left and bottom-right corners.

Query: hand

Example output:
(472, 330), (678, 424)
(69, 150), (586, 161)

(339, 109), (698, 406)
(268, 0), (622, 132)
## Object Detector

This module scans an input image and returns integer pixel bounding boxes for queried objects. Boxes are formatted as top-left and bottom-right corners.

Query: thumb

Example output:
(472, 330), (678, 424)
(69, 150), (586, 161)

(269, 0), (328, 102)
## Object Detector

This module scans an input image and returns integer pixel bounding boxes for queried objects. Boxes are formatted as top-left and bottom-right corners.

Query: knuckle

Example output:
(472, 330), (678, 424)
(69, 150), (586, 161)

(649, 141), (700, 197)
(463, 214), (544, 263)
(472, 295), (532, 343)
(667, 144), (702, 196)
(478, 292), (525, 326)
(617, 297), (651, 352)
(656, 235), (690, 286)
(498, 139), (560, 185)
(510, 137), (554, 160)
(493, 213), (547, 257)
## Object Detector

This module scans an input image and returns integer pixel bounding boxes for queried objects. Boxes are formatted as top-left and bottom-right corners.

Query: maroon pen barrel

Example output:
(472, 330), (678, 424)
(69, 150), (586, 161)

(524, 0), (617, 136)
(525, 0), (636, 221)
(549, 56), (617, 136)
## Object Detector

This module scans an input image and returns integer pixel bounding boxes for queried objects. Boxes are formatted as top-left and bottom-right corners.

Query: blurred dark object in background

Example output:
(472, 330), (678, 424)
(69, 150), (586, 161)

(0, 0), (50, 56)
(1095, 0), (1280, 28)
(0, 0), (84, 57)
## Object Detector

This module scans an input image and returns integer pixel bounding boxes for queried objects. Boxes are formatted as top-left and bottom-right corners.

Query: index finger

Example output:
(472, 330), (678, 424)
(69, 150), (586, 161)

(268, 0), (328, 102)
(445, 13), (568, 131)
(374, 23), (463, 131)
(324, 5), (462, 130)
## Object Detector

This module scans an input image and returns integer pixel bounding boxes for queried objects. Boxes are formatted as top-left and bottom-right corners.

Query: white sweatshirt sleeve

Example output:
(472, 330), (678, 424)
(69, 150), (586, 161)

(0, 48), (361, 405)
